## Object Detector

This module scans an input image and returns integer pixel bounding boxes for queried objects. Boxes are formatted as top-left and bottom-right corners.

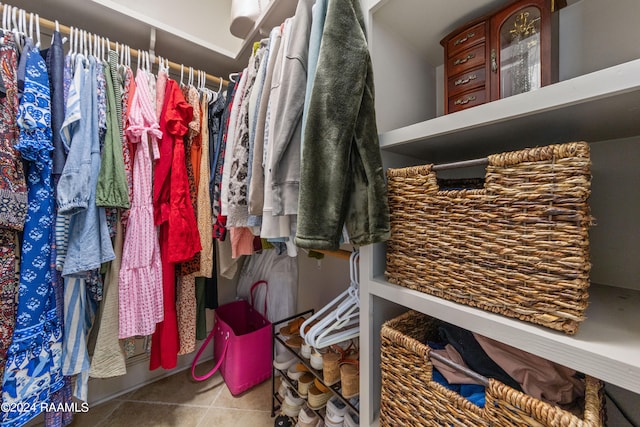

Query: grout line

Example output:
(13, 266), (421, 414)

(94, 400), (126, 427)
(114, 398), (212, 408)
(211, 406), (271, 413)
(207, 382), (225, 407)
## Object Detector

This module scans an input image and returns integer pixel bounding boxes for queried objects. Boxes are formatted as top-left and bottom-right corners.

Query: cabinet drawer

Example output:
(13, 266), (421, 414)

(447, 66), (486, 97)
(447, 44), (485, 77)
(446, 22), (486, 58)
(448, 88), (487, 113)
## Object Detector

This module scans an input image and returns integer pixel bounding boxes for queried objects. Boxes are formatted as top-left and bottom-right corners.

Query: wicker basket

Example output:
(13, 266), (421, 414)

(386, 142), (593, 334)
(380, 311), (605, 427)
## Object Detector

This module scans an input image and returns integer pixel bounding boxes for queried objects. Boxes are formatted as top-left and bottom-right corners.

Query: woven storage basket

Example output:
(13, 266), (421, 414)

(380, 310), (605, 427)
(386, 142), (592, 334)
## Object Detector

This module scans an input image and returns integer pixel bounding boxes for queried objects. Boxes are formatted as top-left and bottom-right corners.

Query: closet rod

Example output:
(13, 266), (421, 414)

(0, 4), (227, 88)
(432, 157), (488, 171)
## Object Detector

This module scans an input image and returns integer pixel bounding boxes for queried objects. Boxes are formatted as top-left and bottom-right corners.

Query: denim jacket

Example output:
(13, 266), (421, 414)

(56, 56), (115, 276)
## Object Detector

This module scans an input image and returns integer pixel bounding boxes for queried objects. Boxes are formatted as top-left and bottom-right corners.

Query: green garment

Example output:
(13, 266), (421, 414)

(96, 52), (129, 208)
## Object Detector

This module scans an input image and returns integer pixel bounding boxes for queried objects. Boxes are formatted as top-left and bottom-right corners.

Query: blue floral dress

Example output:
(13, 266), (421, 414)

(1, 46), (64, 426)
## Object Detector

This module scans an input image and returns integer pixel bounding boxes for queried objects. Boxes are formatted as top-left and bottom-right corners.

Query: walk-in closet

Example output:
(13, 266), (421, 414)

(0, 0), (638, 426)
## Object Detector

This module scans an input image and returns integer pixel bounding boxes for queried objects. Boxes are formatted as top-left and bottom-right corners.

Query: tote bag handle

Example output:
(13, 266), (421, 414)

(250, 280), (268, 317)
(191, 327), (230, 381)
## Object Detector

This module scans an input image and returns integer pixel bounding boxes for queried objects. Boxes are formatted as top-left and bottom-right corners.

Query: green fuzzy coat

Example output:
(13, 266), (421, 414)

(295, 0), (390, 250)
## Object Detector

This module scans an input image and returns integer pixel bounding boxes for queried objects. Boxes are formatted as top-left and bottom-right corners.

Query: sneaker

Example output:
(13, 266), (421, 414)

(343, 411), (359, 427)
(275, 414), (294, 427)
(326, 396), (348, 421)
(281, 394), (303, 418)
(274, 353), (298, 371)
(301, 342), (312, 359)
(278, 381), (290, 399)
(284, 387), (305, 407)
(324, 416), (343, 427)
(296, 404), (320, 427)
(310, 349), (324, 370)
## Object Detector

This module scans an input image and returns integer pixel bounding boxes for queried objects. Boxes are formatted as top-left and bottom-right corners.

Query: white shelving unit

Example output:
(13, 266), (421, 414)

(360, 0), (640, 425)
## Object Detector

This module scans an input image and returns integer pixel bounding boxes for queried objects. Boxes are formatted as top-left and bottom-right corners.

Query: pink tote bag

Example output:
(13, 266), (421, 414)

(191, 281), (272, 395)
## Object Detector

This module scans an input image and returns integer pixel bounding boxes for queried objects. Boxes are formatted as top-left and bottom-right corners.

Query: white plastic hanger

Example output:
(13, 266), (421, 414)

(300, 251), (361, 348)
(309, 252), (361, 348)
(34, 14), (40, 48)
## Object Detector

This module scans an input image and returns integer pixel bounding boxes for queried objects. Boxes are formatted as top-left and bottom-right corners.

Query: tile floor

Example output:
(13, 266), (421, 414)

(26, 360), (277, 427)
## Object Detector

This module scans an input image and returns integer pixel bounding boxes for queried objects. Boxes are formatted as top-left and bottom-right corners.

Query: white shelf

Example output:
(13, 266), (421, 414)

(236, 0), (298, 60)
(378, 59), (640, 162)
(365, 277), (640, 395)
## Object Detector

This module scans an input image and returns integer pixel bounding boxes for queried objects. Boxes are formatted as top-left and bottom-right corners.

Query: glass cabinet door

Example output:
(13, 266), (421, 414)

(498, 6), (542, 98)
(489, 0), (556, 102)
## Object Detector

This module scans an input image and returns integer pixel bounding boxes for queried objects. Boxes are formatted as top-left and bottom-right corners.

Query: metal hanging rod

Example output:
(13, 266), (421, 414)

(432, 157), (489, 171)
(0, 3), (227, 88)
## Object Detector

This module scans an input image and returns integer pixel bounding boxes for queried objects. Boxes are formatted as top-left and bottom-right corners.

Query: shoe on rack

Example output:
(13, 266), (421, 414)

(279, 317), (306, 337)
(278, 380), (290, 399)
(301, 342), (312, 359)
(340, 361), (359, 399)
(274, 353), (298, 371)
(326, 396), (348, 421)
(343, 410), (359, 427)
(297, 373), (315, 397)
(310, 349), (325, 370)
(275, 413), (294, 427)
(284, 387), (305, 407)
(281, 390), (304, 418)
(287, 362), (310, 380)
(284, 335), (304, 349)
(324, 416), (343, 427)
(307, 379), (332, 410)
(322, 351), (342, 386)
(296, 404), (320, 427)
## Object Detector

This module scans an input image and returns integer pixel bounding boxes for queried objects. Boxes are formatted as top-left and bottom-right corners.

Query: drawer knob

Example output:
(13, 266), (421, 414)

(454, 32), (475, 46)
(454, 53), (475, 66)
(454, 74), (478, 86)
(454, 95), (477, 105)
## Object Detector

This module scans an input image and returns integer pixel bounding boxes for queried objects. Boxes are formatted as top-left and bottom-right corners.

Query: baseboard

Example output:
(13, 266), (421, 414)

(87, 339), (214, 407)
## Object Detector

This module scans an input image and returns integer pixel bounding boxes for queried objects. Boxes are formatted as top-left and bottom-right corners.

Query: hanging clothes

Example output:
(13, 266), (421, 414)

(0, 33), (24, 384)
(90, 215), (126, 378)
(269, 0), (313, 218)
(261, 18), (296, 256)
(176, 83), (201, 355)
(246, 37), (270, 229)
(1, 42), (64, 426)
(45, 31), (67, 177)
(57, 55), (115, 277)
(150, 79), (197, 370)
(197, 96), (213, 277)
(118, 69), (164, 339)
(195, 95), (214, 339)
(211, 80), (238, 241)
(296, 0), (390, 250)
(118, 62), (135, 229)
(44, 29), (76, 426)
(96, 52), (130, 211)
(248, 27), (282, 220)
